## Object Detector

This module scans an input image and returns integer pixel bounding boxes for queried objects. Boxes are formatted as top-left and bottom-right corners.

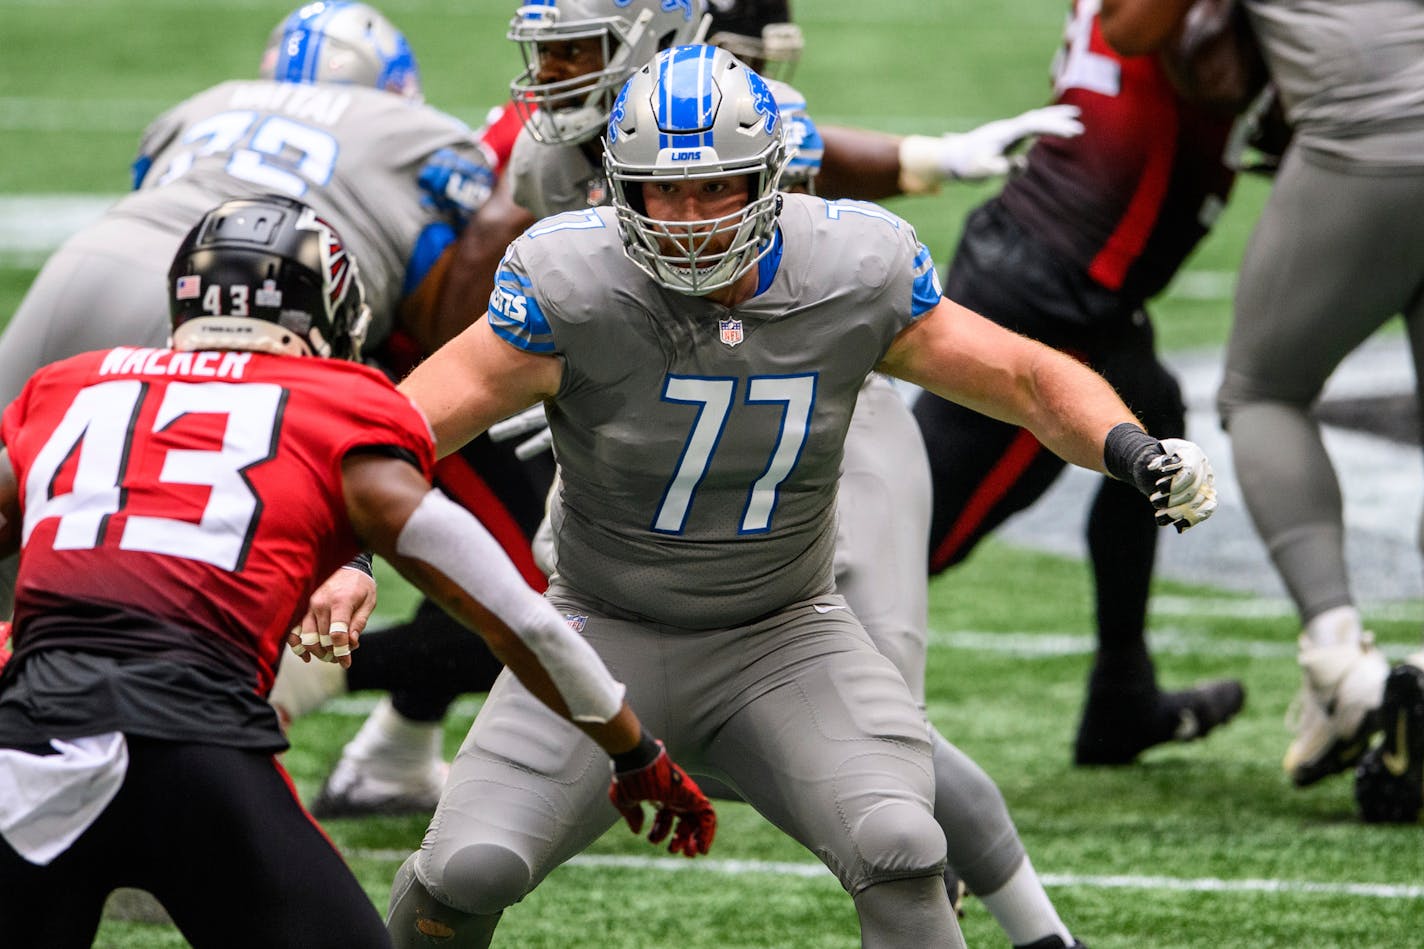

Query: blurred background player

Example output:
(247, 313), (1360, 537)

(383, 44), (1215, 949)
(0, 194), (711, 947)
(0, 2), (556, 814)
(912, 0), (1249, 767)
(1102, 0), (1424, 812)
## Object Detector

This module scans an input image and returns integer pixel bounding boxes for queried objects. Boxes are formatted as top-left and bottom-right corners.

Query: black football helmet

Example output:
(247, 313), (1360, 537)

(168, 195), (370, 360)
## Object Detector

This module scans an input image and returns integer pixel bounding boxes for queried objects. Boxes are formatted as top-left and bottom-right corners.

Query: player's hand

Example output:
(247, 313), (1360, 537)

(608, 742), (717, 858)
(781, 112), (824, 192)
(288, 564), (377, 669)
(1148, 438), (1218, 533)
(898, 104), (1084, 190)
(418, 148), (496, 228)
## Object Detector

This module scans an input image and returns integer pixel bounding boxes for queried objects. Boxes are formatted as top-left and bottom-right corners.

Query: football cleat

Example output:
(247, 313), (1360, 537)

(1284, 633), (1389, 787)
(1354, 659), (1424, 823)
(310, 755), (449, 819)
(1074, 679), (1245, 766)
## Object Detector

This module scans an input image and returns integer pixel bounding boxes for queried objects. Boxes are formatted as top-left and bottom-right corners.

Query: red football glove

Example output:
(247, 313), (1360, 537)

(0, 621), (11, 673)
(608, 742), (716, 858)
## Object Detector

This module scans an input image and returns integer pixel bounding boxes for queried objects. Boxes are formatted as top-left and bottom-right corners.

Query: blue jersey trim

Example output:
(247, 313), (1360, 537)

(488, 269), (555, 353)
(910, 243), (943, 316)
(131, 155), (153, 190)
(754, 227), (783, 298)
(403, 222), (456, 298)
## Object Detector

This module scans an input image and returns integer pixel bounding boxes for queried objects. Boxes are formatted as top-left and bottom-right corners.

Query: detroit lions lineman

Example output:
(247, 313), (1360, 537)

(385, 45), (1217, 948)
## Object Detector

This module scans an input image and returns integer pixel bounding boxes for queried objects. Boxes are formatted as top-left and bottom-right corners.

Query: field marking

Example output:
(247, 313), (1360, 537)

(345, 849), (1424, 900)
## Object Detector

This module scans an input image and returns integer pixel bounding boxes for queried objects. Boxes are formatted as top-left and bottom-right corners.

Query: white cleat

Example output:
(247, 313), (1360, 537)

(1284, 632), (1389, 787)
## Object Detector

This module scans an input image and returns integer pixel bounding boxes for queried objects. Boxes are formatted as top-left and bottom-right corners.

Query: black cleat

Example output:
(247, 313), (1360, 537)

(1075, 679), (1245, 766)
(1354, 662), (1424, 823)
(1014, 937), (1088, 949)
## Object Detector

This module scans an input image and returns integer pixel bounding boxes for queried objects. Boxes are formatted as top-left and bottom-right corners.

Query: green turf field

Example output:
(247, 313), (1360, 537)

(3, 2), (1422, 947)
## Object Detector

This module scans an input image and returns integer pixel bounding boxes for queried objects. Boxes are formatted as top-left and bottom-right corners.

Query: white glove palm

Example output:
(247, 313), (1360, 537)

(1149, 438), (1218, 533)
(489, 403), (553, 460)
(898, 104), (1084, 192)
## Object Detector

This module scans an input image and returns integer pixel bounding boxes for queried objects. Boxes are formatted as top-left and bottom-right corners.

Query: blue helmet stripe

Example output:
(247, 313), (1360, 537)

(658, 45), (718, 151)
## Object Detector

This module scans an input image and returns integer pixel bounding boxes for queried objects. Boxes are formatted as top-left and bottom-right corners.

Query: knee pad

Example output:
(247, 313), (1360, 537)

(851, 800), (947, 891)
(431, 843), (533, 917)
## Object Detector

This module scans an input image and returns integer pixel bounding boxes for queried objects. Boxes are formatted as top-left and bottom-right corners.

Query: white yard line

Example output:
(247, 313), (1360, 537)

(344, 849), (1424, 900)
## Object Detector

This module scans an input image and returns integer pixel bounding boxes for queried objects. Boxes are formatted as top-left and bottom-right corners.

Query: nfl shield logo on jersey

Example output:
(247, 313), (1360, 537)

(719, 318), (744, 347)
(564, 614), (588, 634)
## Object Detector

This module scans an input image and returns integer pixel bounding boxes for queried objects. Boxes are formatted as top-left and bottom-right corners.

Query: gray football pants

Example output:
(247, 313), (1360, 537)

(389, 592), (962, 949)
(1218, 144), (1424, 623)
(838, 376), (1027, 896)
(0, 216), (177, 618)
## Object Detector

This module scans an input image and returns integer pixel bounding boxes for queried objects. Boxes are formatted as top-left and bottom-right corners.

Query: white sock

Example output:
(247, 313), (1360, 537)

(343, 697), (442, 781)
(977, 856), (1073, 947)
(1303, 605), (1363, 649)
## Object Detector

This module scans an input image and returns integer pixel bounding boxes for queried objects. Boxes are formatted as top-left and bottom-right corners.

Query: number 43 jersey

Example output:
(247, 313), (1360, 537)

(489, 193), (941, 629)
(0, 348), (435, 696)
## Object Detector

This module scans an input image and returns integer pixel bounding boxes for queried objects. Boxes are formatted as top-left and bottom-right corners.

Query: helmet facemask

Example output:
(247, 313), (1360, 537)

(605, 45), (789, 297)
(507, 0), (705, 146)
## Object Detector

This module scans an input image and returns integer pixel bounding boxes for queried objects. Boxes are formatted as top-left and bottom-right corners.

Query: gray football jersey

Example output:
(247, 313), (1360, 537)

(487, 193), (943, 628)
(508, 127), (609, 220)
(111, 80), (486, 346)
(1245, 0), (1424, 165)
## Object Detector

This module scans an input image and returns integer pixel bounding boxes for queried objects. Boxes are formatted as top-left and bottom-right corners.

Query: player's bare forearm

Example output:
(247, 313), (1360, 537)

(816, 126), (904, 199)
(881, 298), (1139, 473)
(1099, 0), (1198, 55)
(400, 319), (561, 458)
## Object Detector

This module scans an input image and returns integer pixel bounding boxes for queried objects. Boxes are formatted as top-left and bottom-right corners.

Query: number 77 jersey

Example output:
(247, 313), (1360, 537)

(0, 347), (434, 693)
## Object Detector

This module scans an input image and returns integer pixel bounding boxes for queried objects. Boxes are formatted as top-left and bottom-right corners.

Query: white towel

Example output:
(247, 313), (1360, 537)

(0, 732), (128, 866)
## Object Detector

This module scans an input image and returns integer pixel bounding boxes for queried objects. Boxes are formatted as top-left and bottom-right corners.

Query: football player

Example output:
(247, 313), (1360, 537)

(1104, 0), (1424, 811)
(912, 0), (1250, 770)
(0, 195), (713, 948)
(384, 45), (1216, 948)
(0, 2), (555, 813)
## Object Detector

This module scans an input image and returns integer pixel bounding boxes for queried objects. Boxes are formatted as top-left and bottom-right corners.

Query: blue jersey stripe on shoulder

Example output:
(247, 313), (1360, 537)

(754, 226), (783, 297)
(488, 269), (555, 353)
(910, 243), (943, 316)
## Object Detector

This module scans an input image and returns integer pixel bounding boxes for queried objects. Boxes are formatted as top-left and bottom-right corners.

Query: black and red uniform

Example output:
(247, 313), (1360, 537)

(913, 1), (1237, 762)
(0, 348), (434, 947)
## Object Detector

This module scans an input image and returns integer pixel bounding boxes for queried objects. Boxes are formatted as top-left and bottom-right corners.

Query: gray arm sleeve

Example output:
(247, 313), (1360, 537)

(394, 489), (626, 723)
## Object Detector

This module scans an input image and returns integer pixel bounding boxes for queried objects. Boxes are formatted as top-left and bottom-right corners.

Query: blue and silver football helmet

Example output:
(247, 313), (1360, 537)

(508, 0), (706, 146)
(604, 44), (788, 296)
(260, 2), (422, 102)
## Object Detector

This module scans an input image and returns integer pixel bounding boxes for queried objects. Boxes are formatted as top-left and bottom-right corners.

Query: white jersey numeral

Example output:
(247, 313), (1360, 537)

(153, 110), (339, 197)
(653, 373), (816, 535)
(23, 380), (285, 572)
(1052, 0), (1120, 98)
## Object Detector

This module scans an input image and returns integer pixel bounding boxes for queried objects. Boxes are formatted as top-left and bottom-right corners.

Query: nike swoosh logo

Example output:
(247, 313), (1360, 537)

(1382, 710), (1411, 777)
(812, 604), (847, 614)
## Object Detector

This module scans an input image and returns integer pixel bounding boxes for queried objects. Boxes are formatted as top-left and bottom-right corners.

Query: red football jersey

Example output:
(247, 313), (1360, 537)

(1000, 0), (1237, 302)
(1, 348), (435, 694)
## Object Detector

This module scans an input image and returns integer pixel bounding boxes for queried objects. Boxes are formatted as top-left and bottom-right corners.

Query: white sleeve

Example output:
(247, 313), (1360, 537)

(394, 489), (625, 722)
